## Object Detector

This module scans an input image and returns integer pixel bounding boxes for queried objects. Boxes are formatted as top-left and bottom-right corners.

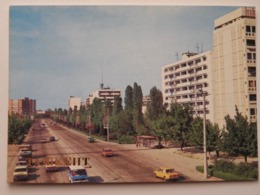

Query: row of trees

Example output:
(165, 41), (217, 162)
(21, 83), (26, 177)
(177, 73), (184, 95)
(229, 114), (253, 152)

(8, 115), (32, 144)
(51, 83), (258, 162)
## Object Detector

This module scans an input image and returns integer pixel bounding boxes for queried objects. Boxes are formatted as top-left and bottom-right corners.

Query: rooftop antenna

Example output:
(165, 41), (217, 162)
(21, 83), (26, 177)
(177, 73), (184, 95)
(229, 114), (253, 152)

(175, 52), (179, 61)
(100, 65), (104, 89)
(195, 43), (200, 53)
(201, 42), (204, 53)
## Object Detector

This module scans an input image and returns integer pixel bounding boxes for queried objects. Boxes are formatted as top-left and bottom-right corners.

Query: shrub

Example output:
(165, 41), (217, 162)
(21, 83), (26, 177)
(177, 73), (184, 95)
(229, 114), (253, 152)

(118, 135), (135, 144)
(234, 163), (258, 179)
(214, 160), (236, 173)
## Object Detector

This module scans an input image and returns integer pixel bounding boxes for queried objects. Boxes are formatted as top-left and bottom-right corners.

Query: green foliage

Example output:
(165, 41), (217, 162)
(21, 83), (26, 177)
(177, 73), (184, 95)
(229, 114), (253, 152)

(146, 86), (164, 121)
(214, 160), (236, 173)
(118, 135), (135, 144)
(196, 162), (258, 181)
(168, 102), (193, 149)
(222, 106), (257, 162)
(8, 115), (32, 144)
(234, 163), (258, 179)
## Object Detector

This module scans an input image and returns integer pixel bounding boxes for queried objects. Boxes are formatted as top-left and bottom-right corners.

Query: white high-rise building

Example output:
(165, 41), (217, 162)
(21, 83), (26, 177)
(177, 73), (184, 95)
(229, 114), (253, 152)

(161, 51), (214, 122)
(68, 96), (81, 110)
(86, 87), (121, 106)
(213, 7), (256, 127)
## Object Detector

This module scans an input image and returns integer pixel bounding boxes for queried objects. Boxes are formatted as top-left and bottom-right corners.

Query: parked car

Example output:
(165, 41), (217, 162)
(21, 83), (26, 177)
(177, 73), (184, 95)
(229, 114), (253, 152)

(49, 136), (56, 141)
(154, 167), (180, 181)
(67, 166), (88, 183)
(19, 144), (32, 151)
(19, 149), (32, 160)
(13, 165), (29, 181)
(102, 148), (113, 157)
(16, 161), (28, 166)
(87, 136), (95, 143)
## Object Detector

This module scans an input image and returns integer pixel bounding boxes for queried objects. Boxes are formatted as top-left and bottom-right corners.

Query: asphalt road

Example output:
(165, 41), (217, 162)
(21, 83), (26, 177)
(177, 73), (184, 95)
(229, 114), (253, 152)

(8, 118), (168, 184)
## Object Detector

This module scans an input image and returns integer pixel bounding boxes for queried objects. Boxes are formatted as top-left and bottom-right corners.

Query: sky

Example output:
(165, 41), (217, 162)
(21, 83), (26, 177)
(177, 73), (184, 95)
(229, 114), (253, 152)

(9, 6), (238, 110)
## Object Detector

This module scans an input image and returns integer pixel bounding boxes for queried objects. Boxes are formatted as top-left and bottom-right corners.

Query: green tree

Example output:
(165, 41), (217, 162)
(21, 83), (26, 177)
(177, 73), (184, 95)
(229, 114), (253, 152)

(90, 98), (104, 134)
(132, 82), (146, 135)
(222, 106), (257, 163)
(169, 102), (193, 150)
(146, 86), (164, 121)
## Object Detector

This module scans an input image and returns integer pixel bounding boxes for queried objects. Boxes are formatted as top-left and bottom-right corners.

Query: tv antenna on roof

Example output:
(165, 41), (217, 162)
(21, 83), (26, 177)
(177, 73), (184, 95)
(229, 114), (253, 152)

(195, 43), (200, 53)
(175, 52), (179, 61)
(100, 65), (104, 89)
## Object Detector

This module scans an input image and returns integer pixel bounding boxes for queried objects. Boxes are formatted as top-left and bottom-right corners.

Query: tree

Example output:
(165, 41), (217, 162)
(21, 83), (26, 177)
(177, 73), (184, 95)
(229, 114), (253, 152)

(189, 117), (220, 155)
(132, 82), (146, 135)
(146, 86), (164, 121)
(150, 115), (175, 146)
(222, 106), (257, 163)
(169, 102), (193, 150)
(90, 98), (104, 134)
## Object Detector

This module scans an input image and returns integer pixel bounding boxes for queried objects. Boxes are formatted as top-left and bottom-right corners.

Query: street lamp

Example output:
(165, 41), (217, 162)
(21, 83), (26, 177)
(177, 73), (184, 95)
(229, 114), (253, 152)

(197, 88), (208, 179)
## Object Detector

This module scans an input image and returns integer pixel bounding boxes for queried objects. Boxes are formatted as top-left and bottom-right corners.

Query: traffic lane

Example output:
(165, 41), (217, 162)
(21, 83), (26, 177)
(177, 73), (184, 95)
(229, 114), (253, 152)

(47, 123), (163, 183)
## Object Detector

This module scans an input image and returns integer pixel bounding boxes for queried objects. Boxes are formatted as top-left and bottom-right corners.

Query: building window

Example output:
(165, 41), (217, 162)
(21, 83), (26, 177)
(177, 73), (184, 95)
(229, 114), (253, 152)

(249, 94), (257, 101)
(250, 108), (256, 115)
(248, 67), (256, 76)
(246, 39), (255, 46)
(247, 53), (252, 59)
(246, 25), (251, 32)
(252, 26), (256, 33)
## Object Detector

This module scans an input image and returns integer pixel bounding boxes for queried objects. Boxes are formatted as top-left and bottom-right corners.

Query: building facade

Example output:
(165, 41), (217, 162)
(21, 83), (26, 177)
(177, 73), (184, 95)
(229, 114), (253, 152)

(213, 7), (256, 127)
(9, 97), (36, 116)
(86, 87), (121, 106)
(68, 96), (81, 111)
(161, 51), (214, 122)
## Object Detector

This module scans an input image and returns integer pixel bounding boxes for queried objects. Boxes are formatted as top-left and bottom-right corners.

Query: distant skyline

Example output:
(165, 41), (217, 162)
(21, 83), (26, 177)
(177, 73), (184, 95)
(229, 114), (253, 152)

(10, 6), (238, 110)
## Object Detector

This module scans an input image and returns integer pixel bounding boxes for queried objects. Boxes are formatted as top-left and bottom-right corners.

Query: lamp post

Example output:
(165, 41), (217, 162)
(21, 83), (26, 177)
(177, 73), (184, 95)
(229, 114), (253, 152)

(198, 88), (208, 179)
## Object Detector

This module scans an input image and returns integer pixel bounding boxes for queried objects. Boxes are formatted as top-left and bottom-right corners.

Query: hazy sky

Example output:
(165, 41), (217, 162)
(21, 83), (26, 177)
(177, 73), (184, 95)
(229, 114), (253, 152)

(9, 6), (238, 110)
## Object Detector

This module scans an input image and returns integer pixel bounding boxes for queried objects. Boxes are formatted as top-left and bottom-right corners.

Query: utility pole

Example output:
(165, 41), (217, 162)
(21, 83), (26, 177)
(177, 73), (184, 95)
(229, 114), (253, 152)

(107, 108), (109, 142)
(198, 88), (208, 179)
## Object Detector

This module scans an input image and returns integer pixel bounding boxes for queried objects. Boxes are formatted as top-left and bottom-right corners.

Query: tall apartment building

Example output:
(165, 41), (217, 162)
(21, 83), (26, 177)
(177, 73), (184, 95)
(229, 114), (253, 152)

(161, 51), (214, 122)
(213, 7), (256, 127)
(86, 87), (121, 106)
(68, 96), (81, 110)
(9, 97), (36, 116)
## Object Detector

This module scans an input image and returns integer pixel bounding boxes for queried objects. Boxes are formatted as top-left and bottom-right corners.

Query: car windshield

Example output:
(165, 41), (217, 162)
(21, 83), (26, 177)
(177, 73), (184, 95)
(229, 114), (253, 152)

(166, 169), (174, 173)
(70, 169), (87, 176)
(15, 168), (27, 172)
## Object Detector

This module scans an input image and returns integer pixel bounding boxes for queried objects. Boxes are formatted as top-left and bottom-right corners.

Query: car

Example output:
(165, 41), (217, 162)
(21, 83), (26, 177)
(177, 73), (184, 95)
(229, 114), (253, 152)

(67, 166), (88, 183)
(45, 158), (60, 172)
(13, 165), (29, 181)
(49, 136), (56, 141)
(102, 148), (113, 157)
(154, 167), (180, 181)
(39, 138), (48, 143)
(19, 149), (32, 159)
(87, 136), (95, 143)
(16, 161), (28, 166)
(19, 144), (32, 151)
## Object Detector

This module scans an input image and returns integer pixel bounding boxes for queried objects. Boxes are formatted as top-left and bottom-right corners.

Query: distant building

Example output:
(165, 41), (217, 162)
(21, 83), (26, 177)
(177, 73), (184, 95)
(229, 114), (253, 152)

(213, 7), (256, 127)
(86, 87), (121, 106)
(68, 96), (81, 111)
(9, 97), (36, 116)
(142, 95), (151, 114)
(161, 51), (214, 122)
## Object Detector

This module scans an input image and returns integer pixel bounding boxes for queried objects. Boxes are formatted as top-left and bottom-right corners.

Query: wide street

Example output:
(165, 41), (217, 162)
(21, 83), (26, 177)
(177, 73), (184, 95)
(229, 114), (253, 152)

(8, 118), (223, 184)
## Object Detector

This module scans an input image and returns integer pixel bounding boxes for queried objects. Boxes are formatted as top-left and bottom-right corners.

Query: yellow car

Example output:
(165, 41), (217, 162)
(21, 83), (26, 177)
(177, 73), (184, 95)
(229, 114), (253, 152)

(154, 167), (180, 181)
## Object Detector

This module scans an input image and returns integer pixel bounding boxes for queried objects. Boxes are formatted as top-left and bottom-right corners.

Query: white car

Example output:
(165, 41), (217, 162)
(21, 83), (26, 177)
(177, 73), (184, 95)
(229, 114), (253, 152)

(13, 165), (29, 181)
